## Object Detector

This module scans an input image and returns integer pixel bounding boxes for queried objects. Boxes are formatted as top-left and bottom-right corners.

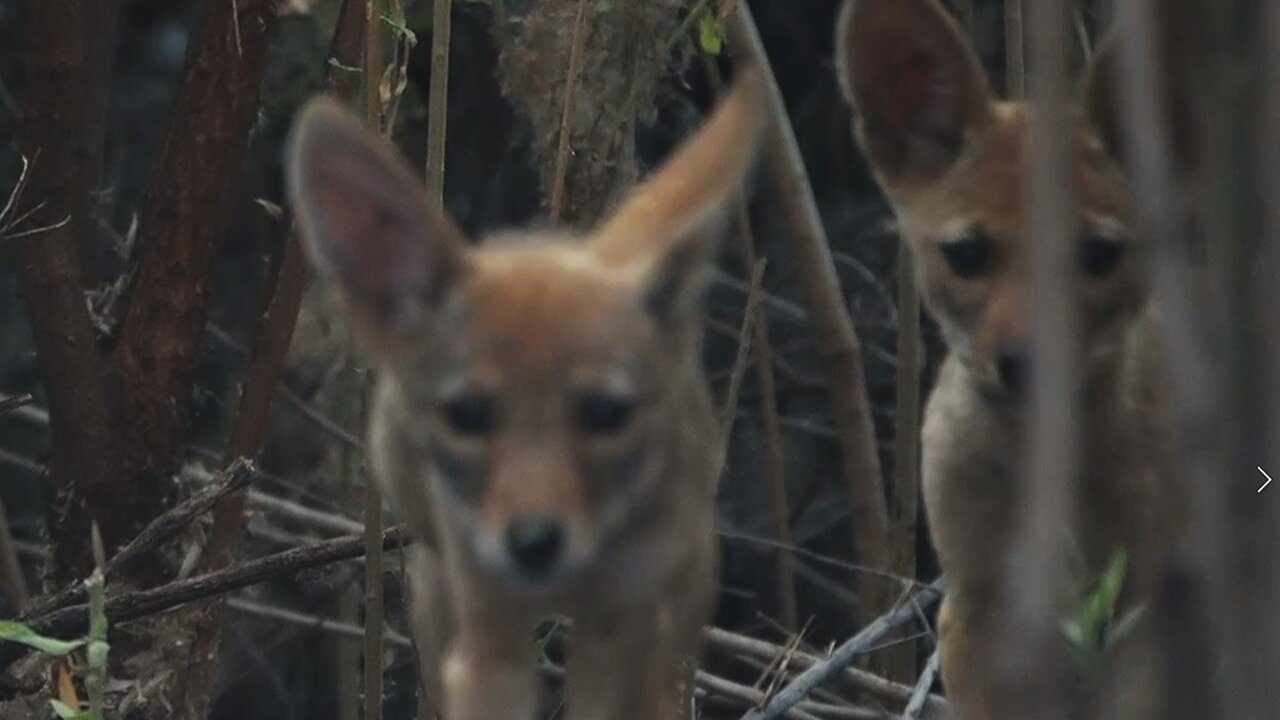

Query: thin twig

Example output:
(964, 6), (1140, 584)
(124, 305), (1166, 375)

(248, 490), (363, 535)
(727, 1), (892, 621)
(703, 628), (947, 716)
(425, 0), (452, 200)
(900, 649), (940, 720)
(705, 52), (798, 632)
(20, 461), (259, 622)
(738, 581), (943, 720)
(0, 394), (32, 416)
(548, 0), (592, 222)
(0, 526), (412, 675)
(716, 259), (767, 480)
(225, 596), (412, 648)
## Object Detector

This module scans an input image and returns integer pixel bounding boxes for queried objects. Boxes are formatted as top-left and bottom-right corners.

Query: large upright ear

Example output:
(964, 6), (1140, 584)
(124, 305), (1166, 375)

(591, 65), (768, 323)
(835, 0), (994, 182)
(285, 98), (468, 341)
(1079, 3), (1198, 174)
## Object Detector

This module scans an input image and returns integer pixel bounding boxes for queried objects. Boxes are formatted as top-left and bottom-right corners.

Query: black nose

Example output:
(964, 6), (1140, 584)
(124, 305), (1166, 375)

(504, 517), (564, 576)
(996, 348), (1028, 392)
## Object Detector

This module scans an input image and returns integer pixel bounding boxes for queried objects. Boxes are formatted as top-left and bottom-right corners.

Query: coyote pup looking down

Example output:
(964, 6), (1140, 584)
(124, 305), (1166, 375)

(835, 0), (1188, 717)
(285, 69), (766, 719)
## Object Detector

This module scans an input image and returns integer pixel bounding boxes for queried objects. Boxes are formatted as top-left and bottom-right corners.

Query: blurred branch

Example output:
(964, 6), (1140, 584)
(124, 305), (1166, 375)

(225, 597), (412, 649)
(1111, 2), (1222, 714)
(1004, 1), (1077, 717)
(727, 1), (892, 621)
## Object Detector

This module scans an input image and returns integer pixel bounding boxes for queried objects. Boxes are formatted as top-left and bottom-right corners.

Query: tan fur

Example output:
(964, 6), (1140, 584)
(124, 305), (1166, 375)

(835, 1), (1188, 717)
(285, 69), (766, 720)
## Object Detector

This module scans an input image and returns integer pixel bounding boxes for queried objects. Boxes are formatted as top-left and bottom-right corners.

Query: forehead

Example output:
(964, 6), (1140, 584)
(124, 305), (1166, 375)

(441, 241), (650, 374)
(901, 103), (1129, 238)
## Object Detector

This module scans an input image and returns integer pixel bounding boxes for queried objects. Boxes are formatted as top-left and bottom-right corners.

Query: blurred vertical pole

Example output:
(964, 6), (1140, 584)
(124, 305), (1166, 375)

(425, 0), (451, 200)
(362, 4), (386, 719)
(1110, 1), (1223, 718)
(1005, 0), (1025, 98)
(420, 3), (451, 716)
(1259, 0), (1280, 711)
(1188, 0), (1273, 716)
(1002, 0), (1077, 718)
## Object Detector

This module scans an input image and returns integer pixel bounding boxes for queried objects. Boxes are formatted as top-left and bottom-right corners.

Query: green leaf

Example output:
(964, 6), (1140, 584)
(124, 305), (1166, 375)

(1095, 550), (1128, 621)
(49, 699), (87, 720)
(0, 621), (84, 656)
(698, 12), (723, 55)
(595, 0), (616, 12)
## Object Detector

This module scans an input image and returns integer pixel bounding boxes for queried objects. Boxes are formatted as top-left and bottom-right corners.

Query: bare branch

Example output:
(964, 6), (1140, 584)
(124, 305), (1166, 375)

(727, 1), (892, 622)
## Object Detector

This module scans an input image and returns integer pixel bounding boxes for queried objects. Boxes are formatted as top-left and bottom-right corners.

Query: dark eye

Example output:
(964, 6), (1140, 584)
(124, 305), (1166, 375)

(578, 394), (636, 435)
(441, 395), (494, 436)
(940, 235), (995, 279)
(1079, 237), (1125, 277)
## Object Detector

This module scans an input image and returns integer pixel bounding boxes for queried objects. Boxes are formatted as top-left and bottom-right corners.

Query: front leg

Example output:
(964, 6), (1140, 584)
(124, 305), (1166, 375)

(564, 603), (688, 720)
(443, 600), (539, 720)
(566, 566), (713, 720)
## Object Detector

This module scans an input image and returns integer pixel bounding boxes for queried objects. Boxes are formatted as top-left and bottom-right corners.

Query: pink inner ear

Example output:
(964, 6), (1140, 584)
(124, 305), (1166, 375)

(309, 152), (422, 298)
(863, 38), (946, 135)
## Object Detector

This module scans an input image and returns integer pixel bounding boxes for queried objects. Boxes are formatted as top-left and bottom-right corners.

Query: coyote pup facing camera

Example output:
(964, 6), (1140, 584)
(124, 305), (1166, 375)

(285, 69), (766, 719)
(835, 0), (1189, 717)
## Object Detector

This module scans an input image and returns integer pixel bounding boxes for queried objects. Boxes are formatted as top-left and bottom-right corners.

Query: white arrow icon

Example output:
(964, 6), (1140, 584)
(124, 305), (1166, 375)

(1259, 467), (1273, 493)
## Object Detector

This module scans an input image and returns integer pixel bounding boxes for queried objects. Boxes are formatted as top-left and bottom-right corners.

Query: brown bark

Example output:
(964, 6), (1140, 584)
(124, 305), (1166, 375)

(726, 5), (893, 620)
(12, 0), (118, 584)
(105, 0), (279, 576)
(171, 2), (369, 716)
(74, 0), (123, 283)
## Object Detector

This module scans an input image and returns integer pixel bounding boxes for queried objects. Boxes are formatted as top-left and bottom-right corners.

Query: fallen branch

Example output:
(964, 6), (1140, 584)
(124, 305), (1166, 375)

(0, 526), (411, 675)
(703, 628), (946, 716)
(0, 395), (33, 416)
(901, 649), (940, 720)
(738, 581), (943, 720)
(20, 460), (259, 622)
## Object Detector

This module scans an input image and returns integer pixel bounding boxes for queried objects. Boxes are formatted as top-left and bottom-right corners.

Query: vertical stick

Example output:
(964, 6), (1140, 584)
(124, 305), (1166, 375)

(362, 4), (385, 717)
(0, 498), (29, 611)
(425, 0), (451, 200)
(727, 1), (892, 623)
(549, 0), (592, 222)
(1004, 1), (1076, 717)
(1259, 1), (1280, 709)
(1190, 1), (1274, 716)
(704, 55), (798, 633)
(1005, 0), (1025, 98)
(1111, 2), (1221, 714)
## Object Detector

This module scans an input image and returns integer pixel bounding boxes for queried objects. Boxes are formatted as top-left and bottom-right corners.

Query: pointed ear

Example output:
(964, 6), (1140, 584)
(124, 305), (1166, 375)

(1079, 4), (1198, 174)
(591, 66), (768, 322)
(285, 98), (468, 344)
(835, 0), (994, 181)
